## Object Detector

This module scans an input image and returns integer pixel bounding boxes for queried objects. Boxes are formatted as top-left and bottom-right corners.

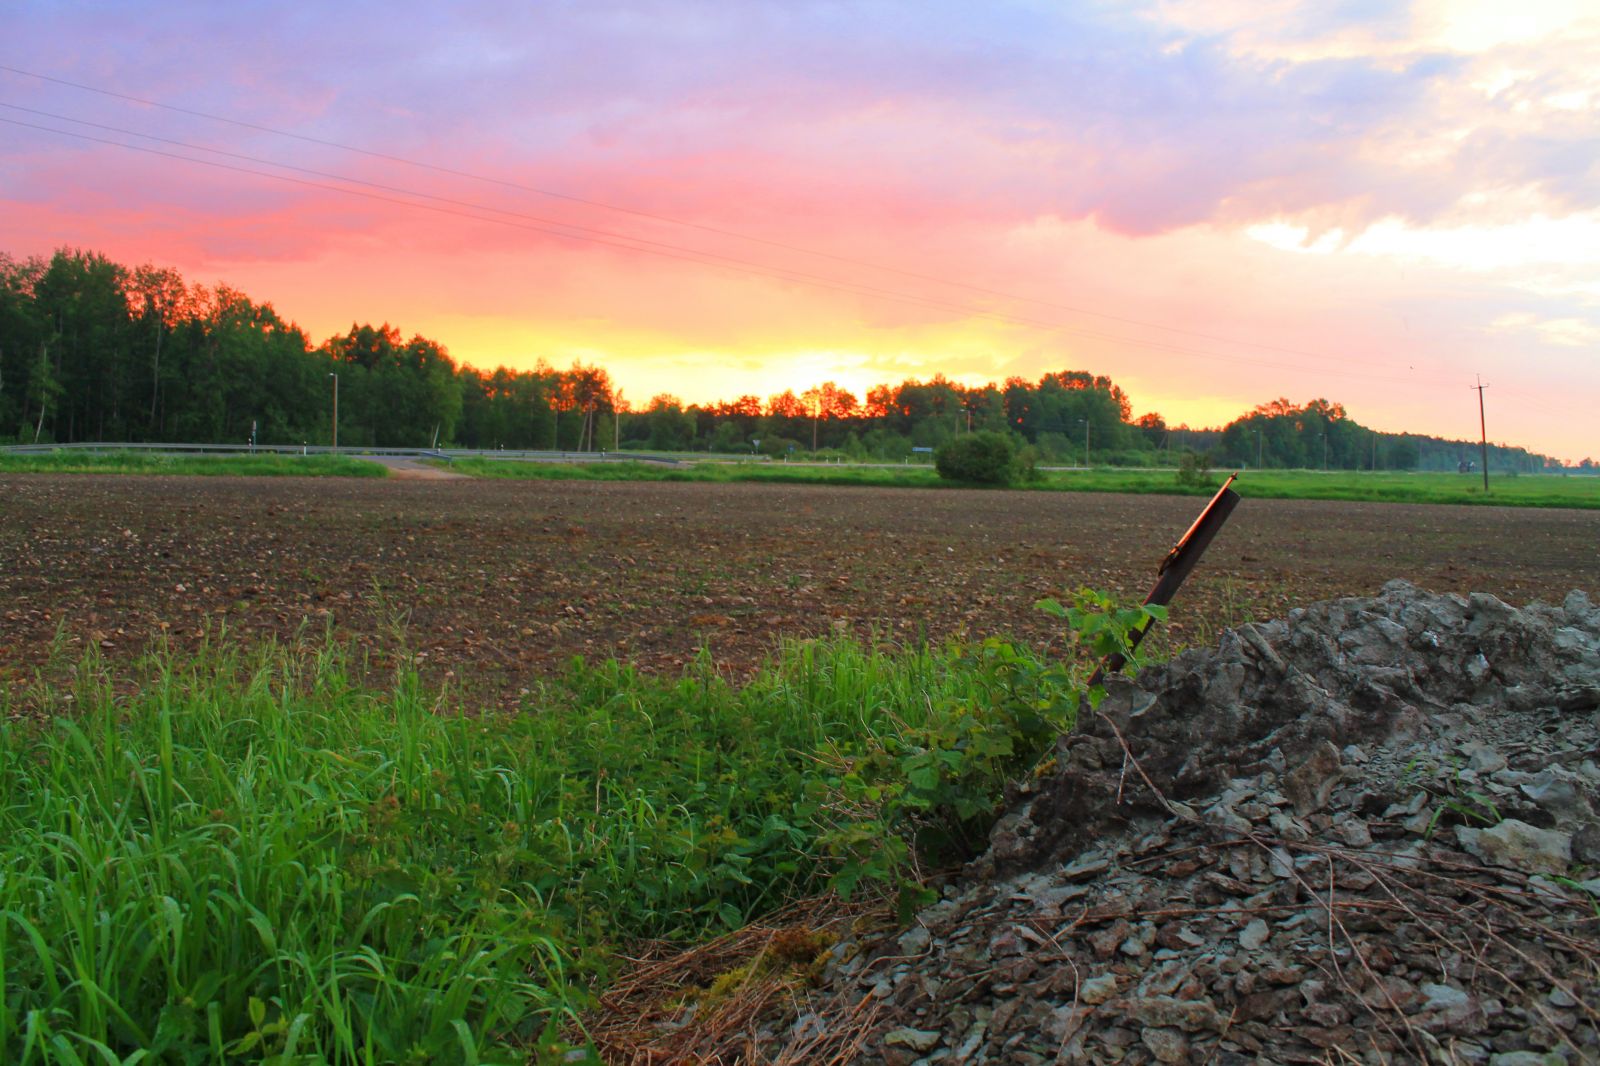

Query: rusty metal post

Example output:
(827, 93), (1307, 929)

(1087, 473), (1241, 689)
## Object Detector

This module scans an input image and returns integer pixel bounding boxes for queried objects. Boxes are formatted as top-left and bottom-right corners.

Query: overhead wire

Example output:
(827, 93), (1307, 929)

(0, 61), (1432, 376)
(1, 108), (1450, 390)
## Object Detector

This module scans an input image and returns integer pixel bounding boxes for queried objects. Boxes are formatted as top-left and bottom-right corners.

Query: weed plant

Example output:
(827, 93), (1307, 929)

(0, 598), (1151, 1063)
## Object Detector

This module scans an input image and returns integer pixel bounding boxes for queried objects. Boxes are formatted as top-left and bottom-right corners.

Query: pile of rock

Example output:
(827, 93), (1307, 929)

(783, 583), (1600, 1065)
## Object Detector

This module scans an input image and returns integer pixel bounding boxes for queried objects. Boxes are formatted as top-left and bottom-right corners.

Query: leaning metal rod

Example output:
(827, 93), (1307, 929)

(1086, 472), (1241, 690)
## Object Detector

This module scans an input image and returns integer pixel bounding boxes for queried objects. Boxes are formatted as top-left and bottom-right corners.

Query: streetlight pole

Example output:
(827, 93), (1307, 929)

(1256, 429), (1263, 470)
(328, 372), (339, 453)
(1078, 418), (1090, 467)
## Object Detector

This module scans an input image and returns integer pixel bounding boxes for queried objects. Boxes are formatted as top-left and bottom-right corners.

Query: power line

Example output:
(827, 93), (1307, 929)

(1, 111), (1451, 390)
(1, 61), (1422, 375)
(0, 116), (1007, 315)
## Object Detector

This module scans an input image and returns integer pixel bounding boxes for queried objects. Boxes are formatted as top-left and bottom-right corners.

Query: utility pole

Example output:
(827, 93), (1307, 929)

(1256, 429), (1263, 470)
(328, 372), (339, 453)
(1472, 376), (1490, 493)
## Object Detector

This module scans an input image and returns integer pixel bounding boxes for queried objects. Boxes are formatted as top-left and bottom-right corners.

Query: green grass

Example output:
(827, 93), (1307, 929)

(1051, 468), (1600, 508)
(0, 629), (1071, 1064)
(0, 452), (387, 478)
(443, 457), (1600, 509)
(441, 457), (941, 489)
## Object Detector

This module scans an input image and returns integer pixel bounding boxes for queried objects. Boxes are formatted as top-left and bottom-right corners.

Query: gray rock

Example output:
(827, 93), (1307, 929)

(1166, 799), (1198, 821)
(1140, 1027), (1188, 1064)
(883, 1027), (943, 1053)
(1238, 919), (1270, 951)
(1334, 815), (1373, 847)
(1421, 982), (1469, 1012)
(1385, 791), (1429, 818)
(1284, 740), (1343, 816)
(1571, 820), (1600, 864)
(1488, 1053), (1565, 1066)
(898, 926), (932, 956)
(1203, 802), (1252, 835)
(1457, 819), (1573, 875)
(951, 1020), (986, 1062)
(1078, 974), (1118, 1005)
(1044, 1004), (1088, 1042)
(1519, 770), (1593, 822)
(1123, 995), (1224, 1032)
(1268, 810), (1310, 841)
(1060, 856), (1109, 881)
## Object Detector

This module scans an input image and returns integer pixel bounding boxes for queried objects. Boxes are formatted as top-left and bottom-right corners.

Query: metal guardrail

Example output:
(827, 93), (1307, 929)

(2, 441), (395, 456)
(0, 442), (690, 465)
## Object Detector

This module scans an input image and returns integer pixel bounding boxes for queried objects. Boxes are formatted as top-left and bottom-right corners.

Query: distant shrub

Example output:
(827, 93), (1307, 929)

(934, 432), (1017, 485)
(1175, 448), (1214, 488)
(1014, 444), (1042, 483)
(758, 436), (804, 458)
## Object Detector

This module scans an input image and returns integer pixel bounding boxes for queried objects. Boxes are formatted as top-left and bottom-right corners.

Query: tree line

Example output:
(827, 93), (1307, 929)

(0, 248), (1566, 470)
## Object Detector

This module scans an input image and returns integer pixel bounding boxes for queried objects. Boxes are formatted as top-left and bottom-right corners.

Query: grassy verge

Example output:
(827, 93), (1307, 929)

(0, 626), (1086, 1063)
(1048, 468), (1600, 508)
(441, 457), (940, 489)
(442, 458), (1600, 509)
(0, 452), (387, 477)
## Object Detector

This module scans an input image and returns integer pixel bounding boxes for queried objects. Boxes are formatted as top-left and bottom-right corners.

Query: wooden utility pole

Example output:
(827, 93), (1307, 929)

(328, 372), (339, 453)
(1472, 376), (1489, 493)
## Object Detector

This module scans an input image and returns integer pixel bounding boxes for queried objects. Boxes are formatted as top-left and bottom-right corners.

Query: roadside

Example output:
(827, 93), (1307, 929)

(364, 455), (469, 480)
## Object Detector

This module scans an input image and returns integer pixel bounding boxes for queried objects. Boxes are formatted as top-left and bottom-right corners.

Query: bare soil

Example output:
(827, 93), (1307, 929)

(3, 475), (1596, 706)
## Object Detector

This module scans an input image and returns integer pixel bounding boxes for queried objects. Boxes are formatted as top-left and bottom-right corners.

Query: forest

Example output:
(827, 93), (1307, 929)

(0, 248), (1566, 472)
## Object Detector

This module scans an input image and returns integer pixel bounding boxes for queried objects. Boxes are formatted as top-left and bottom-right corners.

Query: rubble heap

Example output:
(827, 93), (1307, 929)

(785, 582), (1600, 1065)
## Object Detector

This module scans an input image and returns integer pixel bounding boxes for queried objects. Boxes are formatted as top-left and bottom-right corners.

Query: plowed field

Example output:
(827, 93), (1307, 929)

(3, 475), (1597, 706)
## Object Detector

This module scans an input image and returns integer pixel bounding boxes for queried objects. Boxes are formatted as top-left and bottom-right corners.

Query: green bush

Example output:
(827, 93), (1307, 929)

(934, 431), (1017, 485)
(1175, 448), (1214, 488)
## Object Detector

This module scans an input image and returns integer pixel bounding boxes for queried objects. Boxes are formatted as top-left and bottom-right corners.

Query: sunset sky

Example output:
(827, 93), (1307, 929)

(3, 1), (1598, 460)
